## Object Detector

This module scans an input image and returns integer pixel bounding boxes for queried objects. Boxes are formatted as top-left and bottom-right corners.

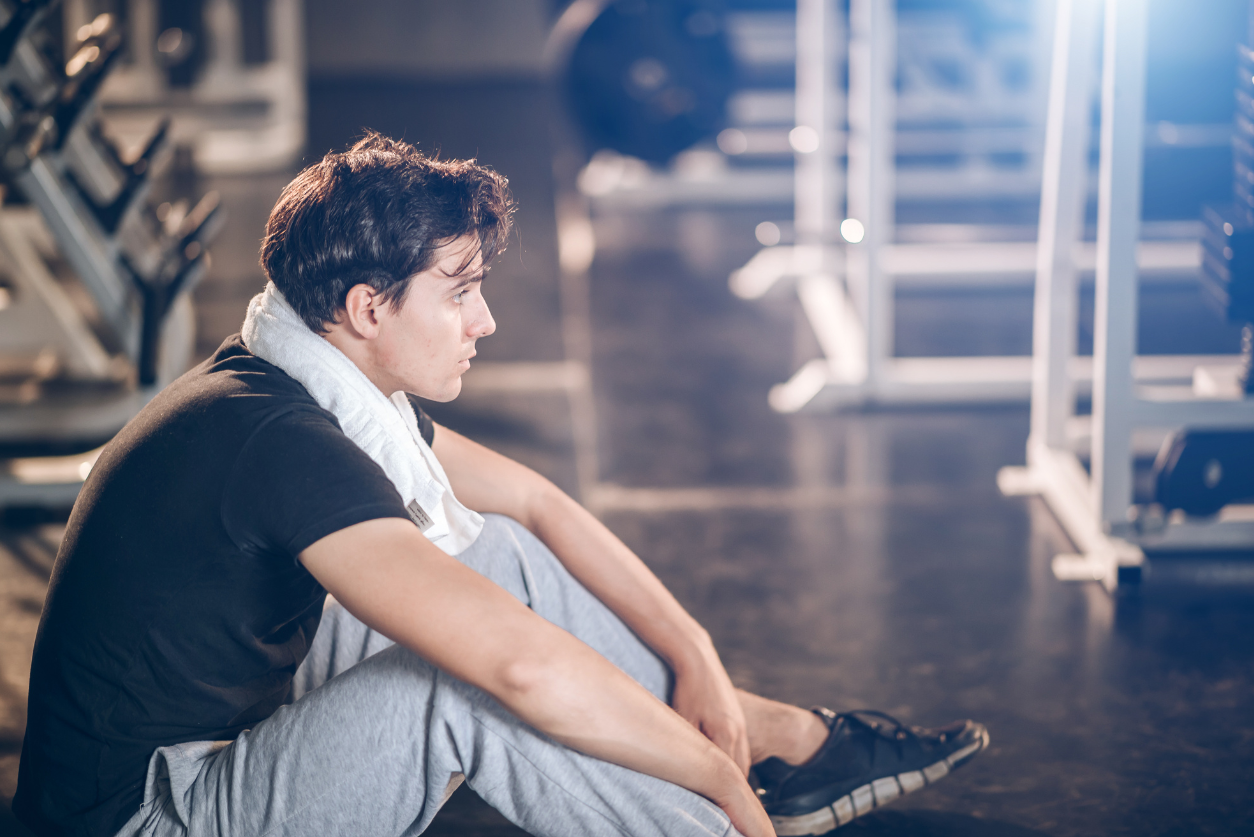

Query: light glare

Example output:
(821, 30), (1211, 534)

(788, 126), (820, 154)
(717, 128), (748, 155)
(755, 221), (781, 246)
(840, 218), (865, 243)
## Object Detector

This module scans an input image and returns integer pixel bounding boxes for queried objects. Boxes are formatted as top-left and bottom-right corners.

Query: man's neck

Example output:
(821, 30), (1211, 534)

(321, 328), (393, 395)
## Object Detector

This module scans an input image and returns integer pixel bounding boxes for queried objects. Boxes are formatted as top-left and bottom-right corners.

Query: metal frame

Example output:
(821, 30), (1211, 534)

(730, 0), (1238, 414)
(998, 0), (1254, 590)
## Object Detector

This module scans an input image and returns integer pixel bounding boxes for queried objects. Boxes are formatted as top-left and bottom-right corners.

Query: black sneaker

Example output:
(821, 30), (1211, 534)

(752, 708), (989, 836)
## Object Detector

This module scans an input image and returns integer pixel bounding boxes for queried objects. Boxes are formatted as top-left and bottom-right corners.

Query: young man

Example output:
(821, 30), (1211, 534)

(15, 134), (987, 837)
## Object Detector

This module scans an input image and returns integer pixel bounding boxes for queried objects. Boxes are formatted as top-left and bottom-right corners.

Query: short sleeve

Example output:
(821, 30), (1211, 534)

(221, 406), (410, 558)
(405, 394), (436, 446)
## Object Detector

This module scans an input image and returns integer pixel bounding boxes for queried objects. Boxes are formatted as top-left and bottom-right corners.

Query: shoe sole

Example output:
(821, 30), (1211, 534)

(768, 725), (990, 836)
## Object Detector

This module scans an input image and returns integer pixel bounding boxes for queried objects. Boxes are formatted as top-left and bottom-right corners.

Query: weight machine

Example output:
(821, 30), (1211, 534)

(998, 0), (1254, 590)
(729, 0), (1230, 413)
(62, 0), (305, 174)
(0, 0), (222, 507)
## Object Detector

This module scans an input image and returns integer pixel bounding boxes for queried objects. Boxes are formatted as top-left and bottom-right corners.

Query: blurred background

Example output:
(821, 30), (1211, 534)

(1, 1), (1254, 835)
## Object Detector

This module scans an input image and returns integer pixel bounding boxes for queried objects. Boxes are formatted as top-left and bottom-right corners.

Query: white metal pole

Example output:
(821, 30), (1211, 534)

(846, 0), (895, 385)
(1031, 0), (1099, 451)
(1091, 0), (1147, 531)
(794, 0), (841, 250)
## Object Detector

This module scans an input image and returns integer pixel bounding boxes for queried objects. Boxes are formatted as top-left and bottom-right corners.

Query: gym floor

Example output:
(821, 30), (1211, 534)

(3, 78), (1254, 837)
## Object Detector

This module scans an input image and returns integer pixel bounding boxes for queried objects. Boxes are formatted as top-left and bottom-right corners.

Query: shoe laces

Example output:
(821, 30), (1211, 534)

(832, 709), (930, 759)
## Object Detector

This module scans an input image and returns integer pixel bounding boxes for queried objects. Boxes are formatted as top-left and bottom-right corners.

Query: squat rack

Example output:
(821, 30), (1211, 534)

(729, 0), (1226, 413)
(998, 0), (1254, 590)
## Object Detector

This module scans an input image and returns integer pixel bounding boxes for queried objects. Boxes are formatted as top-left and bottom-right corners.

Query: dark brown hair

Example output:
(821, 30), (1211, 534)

(260, 132), (515, 332)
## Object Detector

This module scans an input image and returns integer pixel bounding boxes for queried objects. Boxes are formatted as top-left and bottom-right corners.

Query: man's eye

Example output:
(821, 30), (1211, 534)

(452, 291), (466, 303)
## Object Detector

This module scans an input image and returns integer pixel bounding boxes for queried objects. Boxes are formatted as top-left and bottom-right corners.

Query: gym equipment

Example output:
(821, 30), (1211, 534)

(1199, 205), (1254, 392)
(0, 0), (223, 507)
(1198, 36), (1254, 394)
(1147, 12), (1254, 522)
(553, 0), (736, 165)
(1154, 430), (1254, 517)
(1000, 0), (1254, 591)
(63, 0), (305, 174)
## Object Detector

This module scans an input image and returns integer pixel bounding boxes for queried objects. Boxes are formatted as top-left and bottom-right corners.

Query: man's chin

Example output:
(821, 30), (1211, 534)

(427, 378), (463, 403)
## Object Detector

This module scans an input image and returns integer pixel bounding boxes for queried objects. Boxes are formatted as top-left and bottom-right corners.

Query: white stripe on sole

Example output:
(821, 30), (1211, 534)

(922, 760), (950, 783)
(851, 784), (875, 816)
(897, 770), (925, 793)
(831, 796), (854, 826)
(871, 776), (900, 804)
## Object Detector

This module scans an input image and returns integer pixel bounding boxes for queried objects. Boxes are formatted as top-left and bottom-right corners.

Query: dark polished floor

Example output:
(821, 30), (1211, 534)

(2, 79), (1253, 837)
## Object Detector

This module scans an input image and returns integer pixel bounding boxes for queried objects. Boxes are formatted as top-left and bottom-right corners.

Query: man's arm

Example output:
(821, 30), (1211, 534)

(432, 423), (753, 775)
(299, 519), (772, 837)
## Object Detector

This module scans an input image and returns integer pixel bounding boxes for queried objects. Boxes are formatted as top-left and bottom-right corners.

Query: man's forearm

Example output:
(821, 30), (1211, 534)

(525, 483), (719, 675)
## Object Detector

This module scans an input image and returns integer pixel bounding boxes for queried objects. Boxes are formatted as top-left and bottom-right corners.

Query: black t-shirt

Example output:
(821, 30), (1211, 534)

(14, 335), (429, 837)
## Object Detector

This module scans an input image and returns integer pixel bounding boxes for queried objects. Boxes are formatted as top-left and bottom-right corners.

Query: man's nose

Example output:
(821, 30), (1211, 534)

(470, 297), (496, 339)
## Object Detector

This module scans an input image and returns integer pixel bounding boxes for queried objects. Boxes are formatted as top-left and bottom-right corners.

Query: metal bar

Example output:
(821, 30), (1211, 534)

(1091, 0), (1148, 533)
(769, 352), (1242, 412)
(879, 239), (1198, 278)
(1032, 0), (1100, 449)
(16, 159), (136, 354)
(793, 0), (840, 249)
(797, 273), (866, 383)
(1131, 393), (1254, 428)
(846, 0), (895, 385)
(1137, 516), (1254, 550)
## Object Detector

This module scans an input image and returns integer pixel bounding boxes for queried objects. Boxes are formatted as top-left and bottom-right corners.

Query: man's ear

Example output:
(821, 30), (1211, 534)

(341, 284), (384, 339)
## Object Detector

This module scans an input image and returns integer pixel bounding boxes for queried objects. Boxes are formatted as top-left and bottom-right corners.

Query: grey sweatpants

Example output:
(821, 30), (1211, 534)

(114, 514), (739, 837)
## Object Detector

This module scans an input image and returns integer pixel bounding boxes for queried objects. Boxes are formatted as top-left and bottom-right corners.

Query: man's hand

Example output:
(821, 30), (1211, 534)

(672, 637), (753, 776)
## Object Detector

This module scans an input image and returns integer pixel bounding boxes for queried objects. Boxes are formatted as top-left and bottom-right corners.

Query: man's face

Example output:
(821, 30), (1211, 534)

(371, 235), (496, 402)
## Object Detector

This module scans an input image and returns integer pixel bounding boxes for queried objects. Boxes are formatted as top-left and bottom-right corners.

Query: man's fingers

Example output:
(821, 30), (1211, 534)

(734, 736), (752, 777)
(704, 720), (752, 776)
(725, 728), (750, 776)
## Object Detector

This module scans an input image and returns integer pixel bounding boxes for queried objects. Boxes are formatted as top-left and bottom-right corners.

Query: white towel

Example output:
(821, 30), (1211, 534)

(241, 282), (483, 556)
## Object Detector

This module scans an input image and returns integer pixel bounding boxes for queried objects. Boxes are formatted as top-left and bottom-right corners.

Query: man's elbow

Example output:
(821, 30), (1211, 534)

(520, 478), (570, 533)
(490, 653), (581, 731)
(495, 654), (552, 705)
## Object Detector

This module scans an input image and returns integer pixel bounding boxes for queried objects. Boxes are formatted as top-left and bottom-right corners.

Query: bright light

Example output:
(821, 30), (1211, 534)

(558, 214), (596, 274)
(755, 221), (781, 246)
(788, 126), (820, 154)
(717, 128), (748, 155)
(65, 45), (99, 77)
(840, 218), (865, 243)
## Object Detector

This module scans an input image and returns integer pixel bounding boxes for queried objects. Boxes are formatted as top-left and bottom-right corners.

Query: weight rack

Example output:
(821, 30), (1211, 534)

(0, 0), (222, 507)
